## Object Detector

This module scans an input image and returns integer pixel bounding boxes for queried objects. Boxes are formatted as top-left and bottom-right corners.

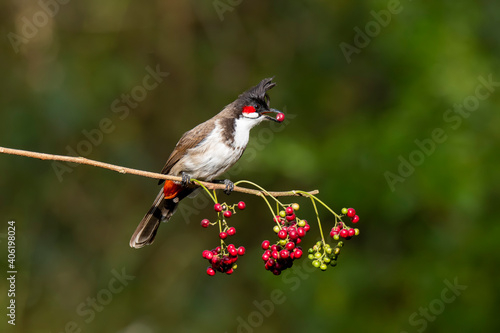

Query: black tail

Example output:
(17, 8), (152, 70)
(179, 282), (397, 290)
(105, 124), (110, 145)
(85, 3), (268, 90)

(129, 188), (192, 248)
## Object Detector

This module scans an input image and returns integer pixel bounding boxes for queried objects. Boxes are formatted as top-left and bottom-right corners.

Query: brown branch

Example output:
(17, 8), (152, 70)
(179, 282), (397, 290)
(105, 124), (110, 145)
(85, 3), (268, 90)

(0, 146), (319, 197)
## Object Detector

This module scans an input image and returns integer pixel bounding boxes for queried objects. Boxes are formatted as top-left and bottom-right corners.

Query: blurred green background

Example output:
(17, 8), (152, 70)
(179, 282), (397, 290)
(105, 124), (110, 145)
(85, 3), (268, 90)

(1, 0), (499, 332)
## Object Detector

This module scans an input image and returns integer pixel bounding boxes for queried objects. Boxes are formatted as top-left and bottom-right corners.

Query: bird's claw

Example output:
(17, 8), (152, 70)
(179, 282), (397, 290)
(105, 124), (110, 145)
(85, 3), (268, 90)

(181, 172), (191, 187)
(223, 179), (234, 195)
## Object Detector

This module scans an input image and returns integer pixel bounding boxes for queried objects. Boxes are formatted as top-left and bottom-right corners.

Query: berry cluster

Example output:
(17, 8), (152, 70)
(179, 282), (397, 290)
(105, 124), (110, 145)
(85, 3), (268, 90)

(307, 240), (342, 271)
(329, 207), (360, 241)
(305, 206), (360, 271)
(201, 201), (246, 276)
(261, 203), (309, 275)
(203, 244), (246, 276)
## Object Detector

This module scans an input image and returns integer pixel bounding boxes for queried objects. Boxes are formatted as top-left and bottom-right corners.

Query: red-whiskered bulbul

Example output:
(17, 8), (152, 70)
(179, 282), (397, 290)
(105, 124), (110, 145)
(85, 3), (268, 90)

(130, 78), (282, 248)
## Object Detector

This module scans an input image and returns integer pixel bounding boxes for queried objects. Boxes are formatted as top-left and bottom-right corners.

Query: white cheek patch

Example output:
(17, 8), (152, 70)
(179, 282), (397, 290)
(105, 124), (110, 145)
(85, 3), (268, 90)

(243, 112), (259, 119)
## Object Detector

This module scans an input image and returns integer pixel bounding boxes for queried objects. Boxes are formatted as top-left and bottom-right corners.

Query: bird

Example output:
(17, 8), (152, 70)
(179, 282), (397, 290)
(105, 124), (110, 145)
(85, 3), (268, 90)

(129, 77), (283, 248)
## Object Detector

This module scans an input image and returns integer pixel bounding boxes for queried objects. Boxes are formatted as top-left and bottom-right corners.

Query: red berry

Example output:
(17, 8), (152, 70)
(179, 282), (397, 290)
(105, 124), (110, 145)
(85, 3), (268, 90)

(340, 229), (349, 238)
(285, 206), (294, 215)
(227, 227), (236, 236)
(348, 228), (356, 237)
(296, 238), (302, 244)
(297, 227), (305, 237)
(224, 210), (232, 218)
(205, 252), (213, 260)
(237, 201), (246, 210)
(278, 230), (287, 239)
(219, 232), (228, 239)
(332, 226), (340, 233)
(304, 224), (310, 232)
(294, 249), (303, 259)
(207, 267), (216, 276)
(280, 250), (290, 259)
(276, 112), (285, 122)
(202, 250), (210, 258)
(226, 268), (234, 275)
(262, 240), (270, 250)
(201, 219), (210, 228)
(229, 247), (238, 256)
(347, 208), (356, 218)
(286, 242), (295, 250)
(286, 214), (296, 221)
(272, 251), (279, 259)
(214, 203), (222, 212)
(289, 230), (298, 240)
(352, 215), (360, 223)
(237, 246), (246, 256)
(262, 253), (270, 261)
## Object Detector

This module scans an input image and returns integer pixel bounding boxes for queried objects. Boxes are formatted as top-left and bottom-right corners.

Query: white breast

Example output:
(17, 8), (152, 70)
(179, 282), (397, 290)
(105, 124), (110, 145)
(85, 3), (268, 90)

(174, 119), (251, 180)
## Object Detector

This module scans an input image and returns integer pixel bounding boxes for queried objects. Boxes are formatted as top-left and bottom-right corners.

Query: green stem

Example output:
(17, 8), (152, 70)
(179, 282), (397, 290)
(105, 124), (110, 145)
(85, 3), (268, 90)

(309, 196), (326, 245)
(294, 190), (341, 220)
(234, 180), (285, 210)
(234, 180), (281, 219)
(192, 179), (217, 203)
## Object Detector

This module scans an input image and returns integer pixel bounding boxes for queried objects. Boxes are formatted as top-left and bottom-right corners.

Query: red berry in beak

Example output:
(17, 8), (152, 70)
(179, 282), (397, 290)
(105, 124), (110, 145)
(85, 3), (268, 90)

(276, 112), (285, 122)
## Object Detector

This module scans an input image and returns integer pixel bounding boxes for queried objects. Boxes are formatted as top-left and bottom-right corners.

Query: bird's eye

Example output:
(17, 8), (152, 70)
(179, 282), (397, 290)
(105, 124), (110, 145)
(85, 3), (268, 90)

(255, 104), (260, 110)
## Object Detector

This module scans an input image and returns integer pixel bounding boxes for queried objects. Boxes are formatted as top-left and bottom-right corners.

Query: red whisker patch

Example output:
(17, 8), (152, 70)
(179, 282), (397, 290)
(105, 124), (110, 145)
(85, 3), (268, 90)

(242, 106), (256, 114)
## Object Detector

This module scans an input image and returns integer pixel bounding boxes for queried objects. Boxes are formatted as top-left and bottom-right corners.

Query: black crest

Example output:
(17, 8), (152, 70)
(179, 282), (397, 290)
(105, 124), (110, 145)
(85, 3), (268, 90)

(239, 77), (276, 106)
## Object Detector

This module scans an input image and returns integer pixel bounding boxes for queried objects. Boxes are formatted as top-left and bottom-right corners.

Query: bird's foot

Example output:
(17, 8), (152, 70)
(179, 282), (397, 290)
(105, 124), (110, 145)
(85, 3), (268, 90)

(181, 172), (192, 187)
(223, 179), (234, 195)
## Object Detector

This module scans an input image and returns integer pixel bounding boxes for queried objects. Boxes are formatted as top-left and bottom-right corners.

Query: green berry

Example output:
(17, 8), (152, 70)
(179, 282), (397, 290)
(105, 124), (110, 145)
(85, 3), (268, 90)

(337, 241), (344, 248)
(312, 260), (321, 268)
(354, 228), (360, 236)
(314, 252), (322, 259)
(297, 220), (306, 227)
(279, 210), (286, 218)
(334, 247), (341, 255)
(308, 254), (315, 260)
(320, 263), (328, 271)
(341, 208), (348, 215)
(333, 234), (340, 241)
(323, 257), (331, 263)
(279, 239), (287, 246)
(330, 260), (337, 267)
(308, 248), (314, 254)
(326, 247), (332, 254)
(316, 241), (322, 247)
(273, 225), (280, 233)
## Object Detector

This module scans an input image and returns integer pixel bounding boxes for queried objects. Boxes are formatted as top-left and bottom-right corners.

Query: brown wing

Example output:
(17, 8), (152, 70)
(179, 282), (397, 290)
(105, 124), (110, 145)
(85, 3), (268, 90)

(158, 119), (216, 180)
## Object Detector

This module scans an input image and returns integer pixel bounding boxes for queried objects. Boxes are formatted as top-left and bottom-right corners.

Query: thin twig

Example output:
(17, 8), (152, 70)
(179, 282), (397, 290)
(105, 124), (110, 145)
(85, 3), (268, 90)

(0, 146), (319, 197)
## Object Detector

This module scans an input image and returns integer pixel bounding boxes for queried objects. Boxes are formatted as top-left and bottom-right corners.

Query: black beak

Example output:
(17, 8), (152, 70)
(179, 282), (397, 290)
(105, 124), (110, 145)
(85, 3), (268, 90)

(260, 108), (281, 122)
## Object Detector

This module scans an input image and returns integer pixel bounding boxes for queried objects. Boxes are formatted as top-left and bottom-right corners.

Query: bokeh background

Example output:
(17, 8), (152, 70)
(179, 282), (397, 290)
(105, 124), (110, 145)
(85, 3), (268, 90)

(1, 1), (500, 332)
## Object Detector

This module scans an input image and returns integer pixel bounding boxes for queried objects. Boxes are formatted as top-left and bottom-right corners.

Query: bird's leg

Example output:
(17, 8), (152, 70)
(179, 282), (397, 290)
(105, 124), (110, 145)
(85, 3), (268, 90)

(181, 172), (192, 187)
(212, 179), (234, 195)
